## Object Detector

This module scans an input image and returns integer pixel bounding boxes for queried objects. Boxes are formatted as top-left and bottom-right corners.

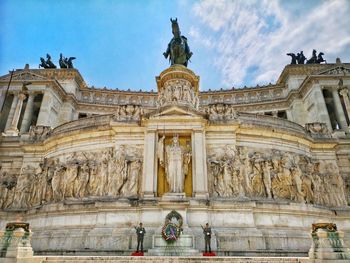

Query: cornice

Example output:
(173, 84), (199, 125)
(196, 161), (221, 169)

(276, 63), (350, 84)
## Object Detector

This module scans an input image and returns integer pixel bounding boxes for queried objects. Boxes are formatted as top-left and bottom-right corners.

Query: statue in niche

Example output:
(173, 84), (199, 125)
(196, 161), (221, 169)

(160, 135), (191, 193)
(163, 18), (193, 67)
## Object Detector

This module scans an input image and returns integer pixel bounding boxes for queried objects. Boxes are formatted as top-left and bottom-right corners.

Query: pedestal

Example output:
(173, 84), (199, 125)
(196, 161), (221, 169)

(0, 222), (34, 262)
(161, 192), (186, 201)
(147, 234), (201, 256)
(309, 223), (350, 262)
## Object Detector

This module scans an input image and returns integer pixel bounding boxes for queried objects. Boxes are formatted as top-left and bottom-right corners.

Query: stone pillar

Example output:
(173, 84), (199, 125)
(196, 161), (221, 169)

(36, 90), (51, 126)
(4, 93), (26, 136)
(4, 94), (19, 130)
(192, 129), (208, 198)
(314, 86), (332, 131)
(331, 88), (348, 132)
(339, 88), (350, 122)
(142, 129), (157, 198)
(19, 93), (35, 133)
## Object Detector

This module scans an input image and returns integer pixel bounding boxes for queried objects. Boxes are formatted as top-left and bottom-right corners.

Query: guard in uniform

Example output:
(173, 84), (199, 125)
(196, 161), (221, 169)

(134, 223), (146, 252)
(202, 223), (212, 253)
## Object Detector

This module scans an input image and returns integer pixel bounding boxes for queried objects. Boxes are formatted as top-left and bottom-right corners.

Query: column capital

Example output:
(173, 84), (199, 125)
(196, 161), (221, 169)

(339, 88), (349, 97)
(18, 93), (27, 101)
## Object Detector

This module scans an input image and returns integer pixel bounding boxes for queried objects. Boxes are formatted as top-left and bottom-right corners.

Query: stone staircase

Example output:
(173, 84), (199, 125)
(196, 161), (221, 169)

(41, 256), (309, 263)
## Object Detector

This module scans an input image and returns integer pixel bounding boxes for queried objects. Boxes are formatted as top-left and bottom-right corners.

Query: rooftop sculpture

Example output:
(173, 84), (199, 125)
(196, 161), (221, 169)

(163, 18), (193, 67)
(39, 53), (76, 69)
(287, 49), (326, 65)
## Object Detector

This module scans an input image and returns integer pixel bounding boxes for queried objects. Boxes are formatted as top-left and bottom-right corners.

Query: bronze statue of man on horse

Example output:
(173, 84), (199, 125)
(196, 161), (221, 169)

(163, 18), (193, 67)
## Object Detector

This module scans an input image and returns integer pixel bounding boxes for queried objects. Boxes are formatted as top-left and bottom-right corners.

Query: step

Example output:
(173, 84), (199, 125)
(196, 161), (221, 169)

(42, 256), (310, 263)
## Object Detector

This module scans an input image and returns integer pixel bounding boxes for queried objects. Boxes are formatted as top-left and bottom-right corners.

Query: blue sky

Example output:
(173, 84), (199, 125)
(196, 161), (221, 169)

(1, 0), (350, 91)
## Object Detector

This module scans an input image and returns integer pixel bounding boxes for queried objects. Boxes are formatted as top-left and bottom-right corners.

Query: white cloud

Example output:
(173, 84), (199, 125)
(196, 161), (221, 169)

(191, 0), (350, 87)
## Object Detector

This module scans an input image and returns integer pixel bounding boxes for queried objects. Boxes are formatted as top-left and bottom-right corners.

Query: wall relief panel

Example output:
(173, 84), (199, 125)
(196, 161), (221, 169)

(207, 146), (348, 207)
(0, 145), (143, 210)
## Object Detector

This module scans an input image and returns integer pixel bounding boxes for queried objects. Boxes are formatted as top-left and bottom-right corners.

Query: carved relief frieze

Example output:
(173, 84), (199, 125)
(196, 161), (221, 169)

(207, 146), (348, 207)
(157, 79), (199, 109)
(113, 105), (144, 122)
(205, 103), (237, 121)
(0, 145), (144, 210)
(305, 122), (331, 138)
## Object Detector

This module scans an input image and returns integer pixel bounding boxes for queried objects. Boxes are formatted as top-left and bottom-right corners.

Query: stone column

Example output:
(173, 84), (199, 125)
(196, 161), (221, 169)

(314, 86), (332, 131)
(4, 94), (19, 130)
(20, 93), (35, 133)
(36, 90), (51, 126)
(4, 93), (26, 136)
(331, 88), (348, 132)
(339, 88), (350, 122)
(142, 129), (157, 198)
(192, 129), (208, 198)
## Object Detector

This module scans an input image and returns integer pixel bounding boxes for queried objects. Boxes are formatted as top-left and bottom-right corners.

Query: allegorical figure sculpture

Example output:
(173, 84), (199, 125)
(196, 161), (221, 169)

(158, 135), (191, 193)
(163, 18), (193, 67)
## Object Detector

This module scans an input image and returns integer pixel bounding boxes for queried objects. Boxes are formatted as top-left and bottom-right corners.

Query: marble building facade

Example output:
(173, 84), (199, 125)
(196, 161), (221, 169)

(0, 62), (349, 256)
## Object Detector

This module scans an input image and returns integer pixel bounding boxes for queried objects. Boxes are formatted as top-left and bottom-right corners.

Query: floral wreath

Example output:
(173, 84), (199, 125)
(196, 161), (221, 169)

(161, 210), (183, 243)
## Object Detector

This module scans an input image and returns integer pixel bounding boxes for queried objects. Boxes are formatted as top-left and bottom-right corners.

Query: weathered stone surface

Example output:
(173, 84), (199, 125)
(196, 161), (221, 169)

(0, 63), (349, 257)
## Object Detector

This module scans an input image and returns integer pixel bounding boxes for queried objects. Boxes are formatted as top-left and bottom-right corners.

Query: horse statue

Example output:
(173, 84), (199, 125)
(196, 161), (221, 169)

(287, 53), (297, 64)
(316, 52), (326, 64)
(65, 57), (76, 68)
(39, 57), (49, 68)
(59, 53), (76, 68)
(163, 18), (193, 67)
(306, 49), (317, 64)
(45, 54), (57, 68)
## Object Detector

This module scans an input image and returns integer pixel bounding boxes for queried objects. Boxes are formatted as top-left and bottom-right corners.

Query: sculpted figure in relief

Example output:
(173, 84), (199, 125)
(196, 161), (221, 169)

(126, 159), (142, 196)
(207, 146), (348, 207)
(109, 146), (127, 196)
(13, 165), (32, 208)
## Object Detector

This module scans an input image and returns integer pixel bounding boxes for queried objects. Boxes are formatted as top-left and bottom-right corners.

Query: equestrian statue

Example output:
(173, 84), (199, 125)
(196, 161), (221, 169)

(163, 18), (193, 67)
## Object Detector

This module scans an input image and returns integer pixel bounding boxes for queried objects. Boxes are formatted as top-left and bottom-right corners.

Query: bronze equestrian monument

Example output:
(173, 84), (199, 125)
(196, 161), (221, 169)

(0, 19), (350, 262)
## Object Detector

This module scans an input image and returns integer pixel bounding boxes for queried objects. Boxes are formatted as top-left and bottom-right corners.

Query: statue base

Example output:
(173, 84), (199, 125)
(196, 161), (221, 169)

(147, 234), (201, 256)
(309, 223), (350, 262)
(2, 128), (19, 137)
(161, 192), (186, 201)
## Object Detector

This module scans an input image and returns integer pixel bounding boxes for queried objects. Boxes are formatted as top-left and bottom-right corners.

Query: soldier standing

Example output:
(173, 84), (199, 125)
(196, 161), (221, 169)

(134, 223), (146, 252)
(202, 223), (212, 253)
